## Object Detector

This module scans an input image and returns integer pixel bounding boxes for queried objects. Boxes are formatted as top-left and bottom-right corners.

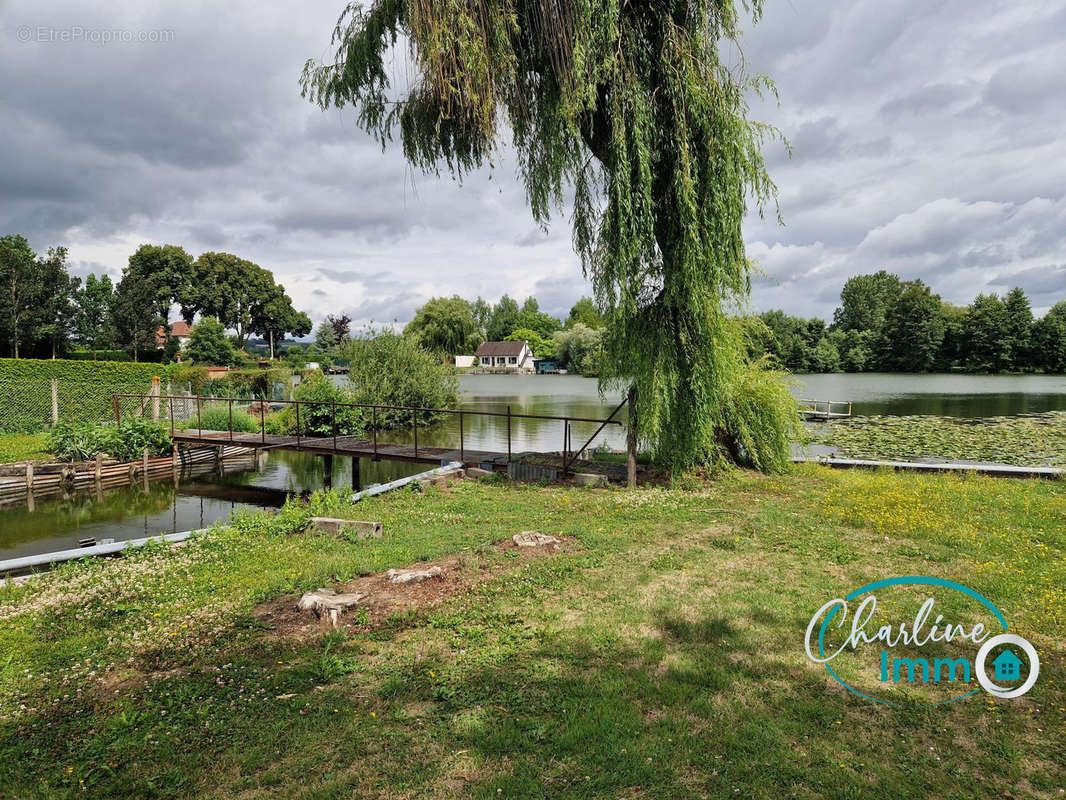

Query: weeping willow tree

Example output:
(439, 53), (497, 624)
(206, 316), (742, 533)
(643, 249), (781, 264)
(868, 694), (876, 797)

(301, 0), (800, 471)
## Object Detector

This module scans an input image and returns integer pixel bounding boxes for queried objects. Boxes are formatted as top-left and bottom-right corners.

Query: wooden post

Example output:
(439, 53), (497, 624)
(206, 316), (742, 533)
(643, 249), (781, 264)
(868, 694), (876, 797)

(142, 448), (149, 490)
(151, 376), (161, 422)
(352, 456), (360, 491)
(95, 453), (103, 489)
(51, 379), (59, 425)
(626, 385), (638, 489)
(26, 462), (35, 512)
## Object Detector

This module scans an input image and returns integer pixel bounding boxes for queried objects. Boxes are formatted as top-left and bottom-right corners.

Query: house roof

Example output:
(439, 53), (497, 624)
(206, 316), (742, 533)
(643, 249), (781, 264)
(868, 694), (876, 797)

(475, 341), (527, 357)
(155, 321), (193, 346)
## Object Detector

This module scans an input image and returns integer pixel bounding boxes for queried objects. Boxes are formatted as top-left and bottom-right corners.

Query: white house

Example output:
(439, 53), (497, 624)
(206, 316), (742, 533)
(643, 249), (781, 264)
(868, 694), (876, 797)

(475, 341), (535, 372)
(454, 355), (476, 368)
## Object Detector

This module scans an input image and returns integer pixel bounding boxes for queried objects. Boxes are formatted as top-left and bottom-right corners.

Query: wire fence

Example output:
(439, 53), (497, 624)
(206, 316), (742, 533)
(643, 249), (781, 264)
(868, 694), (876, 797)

(0, 380), (210, 434)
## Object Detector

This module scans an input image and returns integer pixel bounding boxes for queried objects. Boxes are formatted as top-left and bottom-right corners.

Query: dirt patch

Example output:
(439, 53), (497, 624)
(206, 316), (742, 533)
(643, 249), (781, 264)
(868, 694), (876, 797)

(252, 535), (580, 641)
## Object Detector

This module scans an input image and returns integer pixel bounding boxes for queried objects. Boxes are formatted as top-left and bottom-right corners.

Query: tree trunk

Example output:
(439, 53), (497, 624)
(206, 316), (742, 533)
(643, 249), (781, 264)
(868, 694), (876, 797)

(626, 384), (638, 489)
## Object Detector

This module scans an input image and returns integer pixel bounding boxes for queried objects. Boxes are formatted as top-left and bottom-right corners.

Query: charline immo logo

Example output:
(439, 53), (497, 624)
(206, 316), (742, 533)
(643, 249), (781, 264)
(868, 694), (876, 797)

(804, 576), (1039, 706)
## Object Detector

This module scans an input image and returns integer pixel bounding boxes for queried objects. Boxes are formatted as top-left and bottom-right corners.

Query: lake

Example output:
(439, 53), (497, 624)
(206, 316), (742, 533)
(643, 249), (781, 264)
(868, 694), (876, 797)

(3, 371), (1065, 560)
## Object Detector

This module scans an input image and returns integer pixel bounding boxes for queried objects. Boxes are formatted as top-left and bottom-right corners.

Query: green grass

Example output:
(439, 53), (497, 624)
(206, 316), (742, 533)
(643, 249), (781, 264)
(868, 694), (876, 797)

(0, 468), (1063, 798)
(0, 433), (51, 464)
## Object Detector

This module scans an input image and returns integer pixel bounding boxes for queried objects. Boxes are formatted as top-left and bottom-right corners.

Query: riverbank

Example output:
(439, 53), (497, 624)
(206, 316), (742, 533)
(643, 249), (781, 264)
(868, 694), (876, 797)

(0, 467), (1062, 797)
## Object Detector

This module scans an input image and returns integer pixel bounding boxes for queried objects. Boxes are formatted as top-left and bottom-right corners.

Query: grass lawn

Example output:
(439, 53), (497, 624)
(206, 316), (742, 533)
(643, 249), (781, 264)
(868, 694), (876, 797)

(0, 433), (51, 464)
(0, 467), (1063, 798)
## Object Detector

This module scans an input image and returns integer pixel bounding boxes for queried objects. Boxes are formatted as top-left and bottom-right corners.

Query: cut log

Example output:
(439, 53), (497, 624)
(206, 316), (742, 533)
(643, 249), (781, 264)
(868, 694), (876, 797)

(512, 531), (562, 548)
(386, 566), (443, 585)
(297, 588), (368, 626)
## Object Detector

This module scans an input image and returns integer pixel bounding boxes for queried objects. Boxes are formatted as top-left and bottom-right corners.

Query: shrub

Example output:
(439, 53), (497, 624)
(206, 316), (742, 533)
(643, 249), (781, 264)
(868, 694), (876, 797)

(276, 373), (363, 437)
(342, 329), (458, 428)
(108, 418), (173, 461)
(48, 421), (114, 462)
(48, 418), (172, 462)
(185, 404), (260, 434)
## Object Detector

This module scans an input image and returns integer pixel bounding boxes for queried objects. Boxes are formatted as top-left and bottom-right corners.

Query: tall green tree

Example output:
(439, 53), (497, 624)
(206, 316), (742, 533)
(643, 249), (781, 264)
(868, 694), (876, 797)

(0, 234), (40, 358)
(185, 316), (236, 366)
(485, 295), (521, 342)
(405, 296), (481, 355)
(962, 293), (1010, 373)
(125, 244), (194, 327)
(183, 252), (279, 349)
(312, 320), (339, 355)
(255, 288), (312, 359)
(1003, 287), (1033, 370)
(471, 297), (492, 340)
(35, 247), (79, 359)
(110, 272), (161, 361)
(74, 274), (115, 355)
(879, 280), (945, 372)
(832, 271), (903, 334)
(505, 326), (556, 359)
(567, 297), (605, 329)
(1032, 302), (1066, 374)
(303, 0), (795, 470)
(935, 302), (968, 371)
(515, 297), (563, 339)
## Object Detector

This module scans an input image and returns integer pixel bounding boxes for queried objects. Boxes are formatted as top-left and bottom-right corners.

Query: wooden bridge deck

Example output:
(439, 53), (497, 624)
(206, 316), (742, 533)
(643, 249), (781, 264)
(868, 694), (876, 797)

(173, 429), (511, 467)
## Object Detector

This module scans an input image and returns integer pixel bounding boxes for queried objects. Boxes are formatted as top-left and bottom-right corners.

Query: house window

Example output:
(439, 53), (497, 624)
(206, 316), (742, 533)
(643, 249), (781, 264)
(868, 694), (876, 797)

(509, 357), (517, 364)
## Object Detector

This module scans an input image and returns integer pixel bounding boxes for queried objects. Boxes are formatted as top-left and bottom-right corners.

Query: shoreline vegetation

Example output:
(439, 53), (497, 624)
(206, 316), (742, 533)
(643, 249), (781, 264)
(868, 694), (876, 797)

(812, 411), (1066, 468)
(0, 467), (1062, 797)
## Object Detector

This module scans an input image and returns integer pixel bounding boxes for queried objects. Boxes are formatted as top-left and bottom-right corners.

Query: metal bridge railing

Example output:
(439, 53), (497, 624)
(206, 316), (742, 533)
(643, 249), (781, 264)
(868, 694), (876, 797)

(113, 393), (627, 475)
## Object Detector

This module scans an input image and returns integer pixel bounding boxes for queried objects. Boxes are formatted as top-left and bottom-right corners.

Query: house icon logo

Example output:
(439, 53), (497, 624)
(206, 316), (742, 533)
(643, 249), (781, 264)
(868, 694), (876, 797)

(992, 649), (1023, 681)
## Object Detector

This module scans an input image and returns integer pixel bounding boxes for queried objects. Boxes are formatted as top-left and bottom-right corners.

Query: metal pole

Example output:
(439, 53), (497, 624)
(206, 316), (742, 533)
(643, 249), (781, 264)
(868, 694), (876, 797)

(459, 411), (464, 463)
(260, 399), (266, 444)
(228, 399), (234, 442)
(372, 406), (378, 458)
(196, 396), (201, 435)
(507, 405), (511, 462)
(332, 400), (337, 451)
(296, 401), (301, 448)
(113, 395), (120, 425)
(413, 408), (418, 457)
(169, 395), (174, 437)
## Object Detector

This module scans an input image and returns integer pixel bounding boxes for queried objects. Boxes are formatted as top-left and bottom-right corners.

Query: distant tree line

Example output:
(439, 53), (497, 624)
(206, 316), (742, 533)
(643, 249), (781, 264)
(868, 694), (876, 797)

(402, 294), (606, 375)
(749, 270), (1066, 374)
(0, 234), (312, 364)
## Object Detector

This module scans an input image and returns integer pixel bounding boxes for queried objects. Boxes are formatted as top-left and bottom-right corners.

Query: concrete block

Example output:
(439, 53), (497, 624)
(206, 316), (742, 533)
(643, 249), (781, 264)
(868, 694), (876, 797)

(309, 516), (383, 539)
(572, 472), (608, 487)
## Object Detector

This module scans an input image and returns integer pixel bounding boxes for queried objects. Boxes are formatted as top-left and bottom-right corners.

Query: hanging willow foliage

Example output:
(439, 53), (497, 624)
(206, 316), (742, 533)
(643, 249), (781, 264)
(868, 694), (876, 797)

(302, 0), (800, 470)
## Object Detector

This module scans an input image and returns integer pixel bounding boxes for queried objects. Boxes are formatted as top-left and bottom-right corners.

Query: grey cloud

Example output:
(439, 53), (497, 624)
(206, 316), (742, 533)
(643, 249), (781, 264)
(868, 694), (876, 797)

(2, 0), (1064, 327)
(989, 265), (1066, 298)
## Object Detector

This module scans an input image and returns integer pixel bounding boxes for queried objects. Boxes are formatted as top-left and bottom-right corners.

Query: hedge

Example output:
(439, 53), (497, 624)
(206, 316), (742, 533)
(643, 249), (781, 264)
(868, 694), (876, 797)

(0, 358), (169, 433)
(0, 358), (166, 385)
(65, 350), (137, 362)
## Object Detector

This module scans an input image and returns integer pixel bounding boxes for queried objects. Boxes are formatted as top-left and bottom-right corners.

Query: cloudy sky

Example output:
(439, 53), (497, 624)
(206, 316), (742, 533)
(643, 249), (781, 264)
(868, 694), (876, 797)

(2, 0), (1064, 327)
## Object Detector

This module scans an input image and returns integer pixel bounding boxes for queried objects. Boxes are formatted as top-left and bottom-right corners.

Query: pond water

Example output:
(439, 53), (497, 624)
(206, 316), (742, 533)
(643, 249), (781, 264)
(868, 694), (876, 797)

(2, 371), (1065, 561)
